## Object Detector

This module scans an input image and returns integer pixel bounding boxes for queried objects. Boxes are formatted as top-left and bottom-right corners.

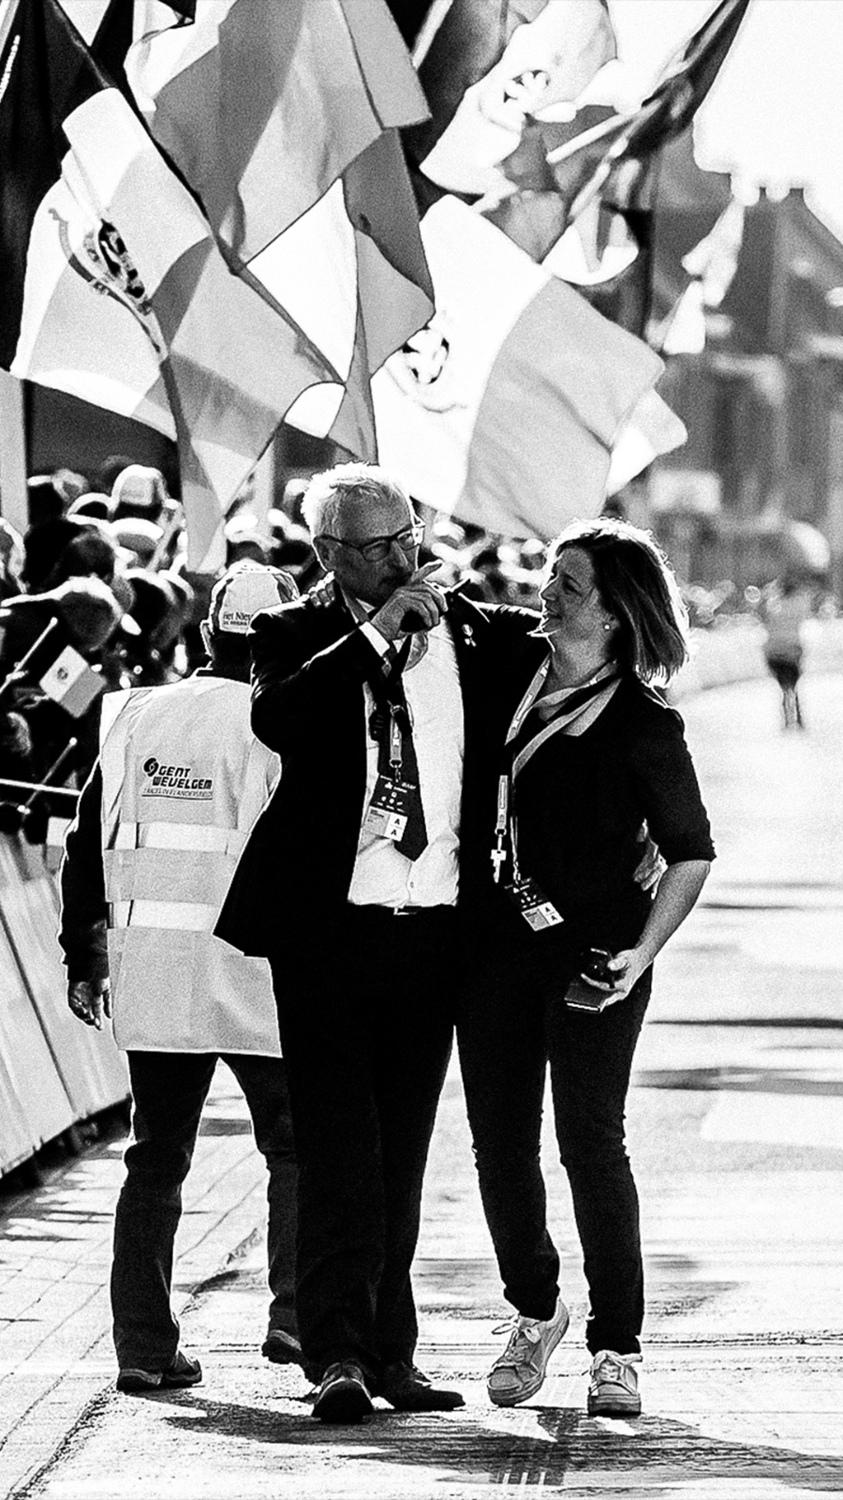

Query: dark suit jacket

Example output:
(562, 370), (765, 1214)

(215, 589), (538, 956)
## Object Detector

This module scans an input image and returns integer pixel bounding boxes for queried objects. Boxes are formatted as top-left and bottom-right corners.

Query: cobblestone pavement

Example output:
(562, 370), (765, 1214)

(1, 673), (842, 1499)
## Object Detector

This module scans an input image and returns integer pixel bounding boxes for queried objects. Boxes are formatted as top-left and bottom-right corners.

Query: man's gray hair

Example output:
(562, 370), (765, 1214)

(301, 463), (411, 539)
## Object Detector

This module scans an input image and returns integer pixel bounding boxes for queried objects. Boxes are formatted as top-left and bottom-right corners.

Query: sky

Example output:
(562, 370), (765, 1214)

(608, 0), (843, 238)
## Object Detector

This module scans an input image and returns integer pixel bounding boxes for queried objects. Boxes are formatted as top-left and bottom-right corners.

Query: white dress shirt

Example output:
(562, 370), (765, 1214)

(348, 613), (464, 908)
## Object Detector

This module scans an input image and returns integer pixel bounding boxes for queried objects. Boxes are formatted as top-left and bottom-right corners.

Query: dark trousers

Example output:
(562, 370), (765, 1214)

(112, 1051), (297, 1371)
(269, 908), (457, 1383)
(457, 944), (650, 1356)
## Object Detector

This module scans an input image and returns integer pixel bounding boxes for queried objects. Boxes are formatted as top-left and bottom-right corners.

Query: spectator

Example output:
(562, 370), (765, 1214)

(111, 464), (169, 524)
(0, 518), (25, 603)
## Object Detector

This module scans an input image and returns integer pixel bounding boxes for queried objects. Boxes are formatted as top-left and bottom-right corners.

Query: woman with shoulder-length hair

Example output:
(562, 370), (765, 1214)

(458, 517), (715, 1419)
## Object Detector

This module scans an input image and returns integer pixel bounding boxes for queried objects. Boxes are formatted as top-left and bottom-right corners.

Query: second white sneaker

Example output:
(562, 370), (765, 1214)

(587, 1349), (642, 1416)
(487, 1296), (570, 1407)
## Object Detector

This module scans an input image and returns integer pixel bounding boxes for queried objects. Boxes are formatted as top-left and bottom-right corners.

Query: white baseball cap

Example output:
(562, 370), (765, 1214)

(207, 562), (298, 636)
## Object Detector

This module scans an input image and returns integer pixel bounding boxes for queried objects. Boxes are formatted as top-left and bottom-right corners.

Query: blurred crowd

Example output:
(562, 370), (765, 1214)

(0, 457), (836, 845)
(0, 462), (553, 841)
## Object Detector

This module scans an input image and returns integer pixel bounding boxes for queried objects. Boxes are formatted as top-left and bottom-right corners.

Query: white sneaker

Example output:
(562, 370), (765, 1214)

(587, 1349), (642, 1415)
(486, 1297), (570, 1407)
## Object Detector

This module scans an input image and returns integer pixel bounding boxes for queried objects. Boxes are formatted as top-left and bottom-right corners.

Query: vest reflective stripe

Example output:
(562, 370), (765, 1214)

(109, 900), (220, 932)
(103, 846), (234, 906)
(111, 821), (247, 857)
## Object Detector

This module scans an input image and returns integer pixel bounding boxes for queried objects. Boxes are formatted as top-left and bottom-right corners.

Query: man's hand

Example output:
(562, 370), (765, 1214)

(68, 978), (112, 1030)
(633, 822), (666, 895)
(371, 562), (446, 641)
(309, 573), (337, 610)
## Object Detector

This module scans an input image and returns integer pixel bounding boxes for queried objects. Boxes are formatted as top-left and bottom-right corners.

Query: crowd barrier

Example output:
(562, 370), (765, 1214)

(0, 832), (128, 1180)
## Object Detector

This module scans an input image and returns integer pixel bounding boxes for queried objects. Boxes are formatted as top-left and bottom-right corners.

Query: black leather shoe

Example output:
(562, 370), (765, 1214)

(312, 1361), (374, 1424)
(261, 1330), (305, 1368)
(378, 1361), (465, 1412)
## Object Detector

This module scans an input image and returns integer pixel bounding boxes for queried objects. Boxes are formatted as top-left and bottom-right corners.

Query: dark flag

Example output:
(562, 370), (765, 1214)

(403, 0), (616, 198)
(502, 0), (752, 336)
(546, 0), (752, 233)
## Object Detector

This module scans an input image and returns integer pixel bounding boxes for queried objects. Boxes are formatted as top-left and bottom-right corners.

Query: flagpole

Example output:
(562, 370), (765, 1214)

(0, 1), (27, 537)
(545, 108), (637, 169)
(411, 0), (455, 68)
(0, 0), (19, 59)
(561, 94), (666, 228)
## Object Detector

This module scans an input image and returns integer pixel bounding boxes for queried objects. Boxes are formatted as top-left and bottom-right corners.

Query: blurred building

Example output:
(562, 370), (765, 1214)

(645, 142), (843, 596)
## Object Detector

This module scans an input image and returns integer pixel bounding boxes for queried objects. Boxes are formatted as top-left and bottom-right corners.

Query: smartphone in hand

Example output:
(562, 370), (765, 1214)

(564, 948), (615, 1012)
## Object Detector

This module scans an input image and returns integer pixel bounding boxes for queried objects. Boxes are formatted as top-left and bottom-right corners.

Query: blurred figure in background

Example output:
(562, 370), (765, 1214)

(760, 575), (814, 730)
(120, 570), (189, 686)
(110, 463), (170, 525)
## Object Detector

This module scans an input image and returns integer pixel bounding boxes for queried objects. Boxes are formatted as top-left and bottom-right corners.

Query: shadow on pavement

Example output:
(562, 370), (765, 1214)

(157, 1393), (843, 1494)
(636, 1065), (843, 1097)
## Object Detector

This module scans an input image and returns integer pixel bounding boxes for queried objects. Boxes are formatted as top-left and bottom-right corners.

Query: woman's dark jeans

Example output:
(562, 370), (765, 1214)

(457, 944), (651, 1356)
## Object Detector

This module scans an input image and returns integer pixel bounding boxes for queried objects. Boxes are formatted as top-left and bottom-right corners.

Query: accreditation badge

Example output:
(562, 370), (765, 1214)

(504, 876), (564, 932)
(364, 774), (415, 842)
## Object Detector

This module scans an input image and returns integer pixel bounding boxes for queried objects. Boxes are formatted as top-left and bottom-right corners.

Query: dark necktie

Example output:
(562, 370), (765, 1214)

(370, 639), (428, 860)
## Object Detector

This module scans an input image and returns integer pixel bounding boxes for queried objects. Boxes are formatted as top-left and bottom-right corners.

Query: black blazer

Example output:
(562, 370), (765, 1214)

(215, 589), (538, 956)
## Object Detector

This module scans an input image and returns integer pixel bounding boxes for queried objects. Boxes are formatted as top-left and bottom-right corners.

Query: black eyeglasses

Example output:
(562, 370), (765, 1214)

(320, 521), (424, 563)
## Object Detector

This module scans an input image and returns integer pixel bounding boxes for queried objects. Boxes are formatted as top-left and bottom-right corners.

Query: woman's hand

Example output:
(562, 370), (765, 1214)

(600, 948), (650, 1006)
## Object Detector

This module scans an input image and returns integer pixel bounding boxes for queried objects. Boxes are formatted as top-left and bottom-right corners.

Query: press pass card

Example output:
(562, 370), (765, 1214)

(504, 876), (564, 932)
(364, 775), (415, 842)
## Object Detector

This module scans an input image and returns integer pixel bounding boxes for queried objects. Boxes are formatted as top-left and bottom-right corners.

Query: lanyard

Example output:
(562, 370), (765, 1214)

(491, 658), (619, 884)
(388, 705), (404, 781)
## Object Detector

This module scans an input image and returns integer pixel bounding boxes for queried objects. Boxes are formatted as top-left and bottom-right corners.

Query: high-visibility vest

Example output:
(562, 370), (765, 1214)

(99, 677), (281, 1054)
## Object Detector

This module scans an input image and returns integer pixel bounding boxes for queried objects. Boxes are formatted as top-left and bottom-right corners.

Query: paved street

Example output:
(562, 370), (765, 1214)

(1, 671), (841, 1499)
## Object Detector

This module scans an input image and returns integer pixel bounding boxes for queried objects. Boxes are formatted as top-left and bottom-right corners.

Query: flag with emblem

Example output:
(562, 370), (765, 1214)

(0, 0), (433, 569)
(534, 0), (751, 293)
(403, 0), (616, 202)
(0, 0), (342, 569)
(479, 0), (750, 341)
(372, 196), (685, 538)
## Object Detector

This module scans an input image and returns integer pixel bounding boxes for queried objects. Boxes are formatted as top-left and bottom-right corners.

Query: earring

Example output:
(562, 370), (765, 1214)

(602, 622), (612, 632)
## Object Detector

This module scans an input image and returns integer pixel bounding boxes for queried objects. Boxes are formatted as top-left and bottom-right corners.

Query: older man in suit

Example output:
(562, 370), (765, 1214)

(216, 463), (536, 1422)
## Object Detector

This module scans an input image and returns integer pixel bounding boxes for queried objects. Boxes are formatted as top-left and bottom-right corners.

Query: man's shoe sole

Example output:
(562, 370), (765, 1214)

(262, 1333), (304, 1367)
(116, 1366), (202, 1394)
(313, 1378), (373, 1424)
(384, 1387), (465, 1412)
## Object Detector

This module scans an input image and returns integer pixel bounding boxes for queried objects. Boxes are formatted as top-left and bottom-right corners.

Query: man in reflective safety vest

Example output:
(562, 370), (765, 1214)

(59, 561), (302, 1394)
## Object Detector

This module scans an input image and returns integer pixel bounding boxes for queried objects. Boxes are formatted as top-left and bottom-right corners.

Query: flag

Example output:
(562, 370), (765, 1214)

(0, 611), (105, 718)
(403, 0), (617, 199)
(486, 0), (751, 337)
(38, 643), (104, 718)
(0, 0), (346, 569)
(653, 197), (745, 355)
(125, 0), (434, 462)
(371, 197), (684, 538)
(544, 0), (752, 232)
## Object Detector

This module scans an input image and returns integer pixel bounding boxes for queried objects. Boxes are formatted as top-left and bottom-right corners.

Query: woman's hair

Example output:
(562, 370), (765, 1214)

(549, 518), (690, 682)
